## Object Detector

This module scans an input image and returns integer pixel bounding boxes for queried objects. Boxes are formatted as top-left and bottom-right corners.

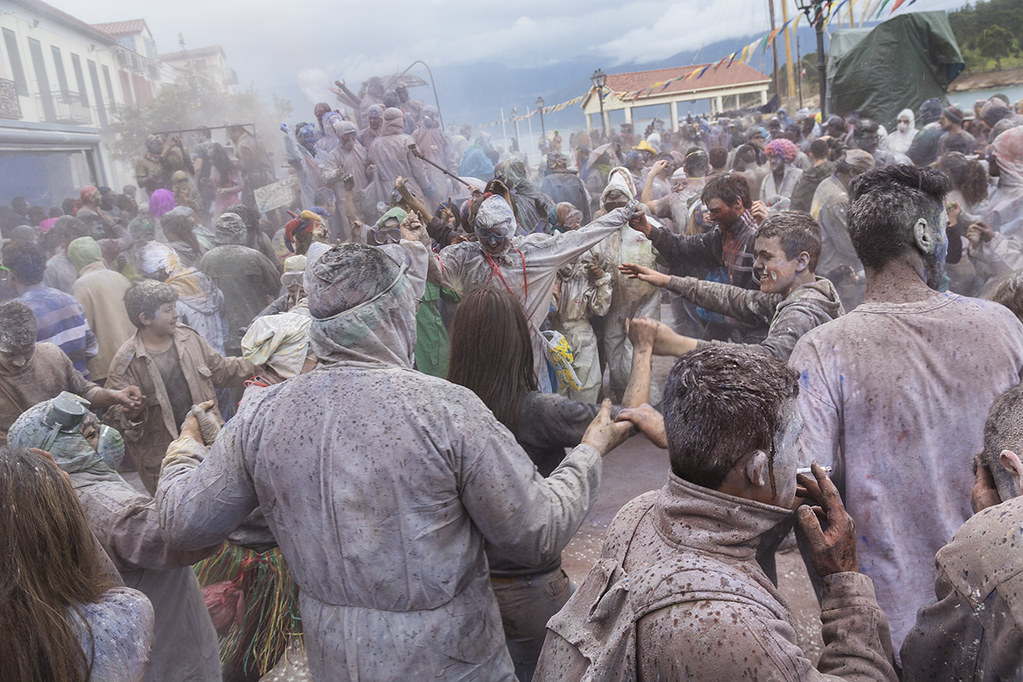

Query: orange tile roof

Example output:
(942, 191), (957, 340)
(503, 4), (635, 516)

(596, 62), (769, 103)
(93, 19), (148, 36)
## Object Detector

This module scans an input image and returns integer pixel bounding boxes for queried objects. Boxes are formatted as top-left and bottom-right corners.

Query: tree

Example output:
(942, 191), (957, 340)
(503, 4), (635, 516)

(104, 72), (284, 166)
(978, 25), (1015, 70)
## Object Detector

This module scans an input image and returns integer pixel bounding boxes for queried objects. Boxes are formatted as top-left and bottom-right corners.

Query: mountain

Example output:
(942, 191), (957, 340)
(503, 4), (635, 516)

(428, 23), (841, 137)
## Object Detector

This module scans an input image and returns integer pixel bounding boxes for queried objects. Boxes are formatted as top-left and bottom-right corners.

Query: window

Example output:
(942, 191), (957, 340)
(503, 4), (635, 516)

(2, 28), (27, 95)
(71, 53), (87, 106)
(51, 46), (69, 95)
(27, 38), (55, 121)
(87, 59), (106, 126)
(102, 65), (115, 107)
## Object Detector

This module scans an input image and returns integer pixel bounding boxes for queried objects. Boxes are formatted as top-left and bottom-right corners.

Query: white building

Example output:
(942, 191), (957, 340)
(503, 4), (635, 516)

(0, 0), (134, 208)
(160, 44), (237, 94)
(0, 0), (237, 212)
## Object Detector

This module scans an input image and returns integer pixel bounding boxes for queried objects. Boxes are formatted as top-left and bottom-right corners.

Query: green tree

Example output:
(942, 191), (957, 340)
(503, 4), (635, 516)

(978, 25), (1015, 70)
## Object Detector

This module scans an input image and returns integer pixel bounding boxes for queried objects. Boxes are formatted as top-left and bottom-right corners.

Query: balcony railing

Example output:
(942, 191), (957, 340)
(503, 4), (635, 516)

(39, 90), (92, 125)
(0, 79), (22, 120)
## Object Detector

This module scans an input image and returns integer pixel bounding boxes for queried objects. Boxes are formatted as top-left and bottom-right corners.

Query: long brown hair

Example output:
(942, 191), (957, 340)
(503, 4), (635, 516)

(0, 446), (115, 681)
(447, 288), (537, 433)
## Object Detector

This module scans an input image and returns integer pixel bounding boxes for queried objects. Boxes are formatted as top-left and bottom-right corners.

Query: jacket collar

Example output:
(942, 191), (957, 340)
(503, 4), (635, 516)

(654, 473), (794, 563)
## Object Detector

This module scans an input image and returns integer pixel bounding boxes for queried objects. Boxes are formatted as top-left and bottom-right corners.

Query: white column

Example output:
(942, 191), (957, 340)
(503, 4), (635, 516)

(715, 96), (724, 114)
(624, 106), (633, 124)
(669, 101), (679, 131)
(585, 112), (592, 131)
(760, 89), (768, 105)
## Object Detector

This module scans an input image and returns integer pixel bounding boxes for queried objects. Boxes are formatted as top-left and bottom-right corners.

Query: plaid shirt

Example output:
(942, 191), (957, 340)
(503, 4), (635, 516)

(18, 286), (98, 379)
(719, 209), (759, 289)
(650, 209), (760, 291)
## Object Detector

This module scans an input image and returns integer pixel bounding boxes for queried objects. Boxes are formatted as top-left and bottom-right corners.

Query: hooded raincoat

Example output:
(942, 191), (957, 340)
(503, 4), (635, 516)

(368, 108), (433, 210)
(155, 244), (606, 680)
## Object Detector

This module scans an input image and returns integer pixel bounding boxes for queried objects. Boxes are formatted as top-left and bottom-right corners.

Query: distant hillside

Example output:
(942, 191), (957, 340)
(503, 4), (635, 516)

(431, 24), (836, 134)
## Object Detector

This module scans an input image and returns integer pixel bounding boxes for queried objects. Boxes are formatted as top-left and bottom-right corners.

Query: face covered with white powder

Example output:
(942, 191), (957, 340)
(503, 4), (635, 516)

(474, 195), (517, 258)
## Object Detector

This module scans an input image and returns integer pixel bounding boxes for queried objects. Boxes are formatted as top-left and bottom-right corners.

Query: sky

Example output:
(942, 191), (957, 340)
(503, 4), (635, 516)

(49, 0), (965, 119)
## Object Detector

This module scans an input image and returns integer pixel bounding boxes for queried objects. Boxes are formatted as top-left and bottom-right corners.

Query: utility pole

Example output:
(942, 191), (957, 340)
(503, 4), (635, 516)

(782, 0), (796, 104)
(500, 107), (507, 152)
(768, 0), (781, 104)
(796, 37), (804, 109)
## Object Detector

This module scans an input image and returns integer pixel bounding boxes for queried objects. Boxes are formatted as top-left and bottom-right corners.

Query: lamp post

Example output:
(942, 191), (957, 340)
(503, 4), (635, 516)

(511, 107), (521, 153)
(591, 68), (607, 137)
(398, 60), (445, 129)
(795, 0), (827, 117)
(537, 96), (548, 151)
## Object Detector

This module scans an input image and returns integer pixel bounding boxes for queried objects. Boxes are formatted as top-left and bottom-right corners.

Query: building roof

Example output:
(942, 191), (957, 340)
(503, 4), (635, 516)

(8, 0), (116, 45)
(160, 45), (226, 62)
(92, 19), (148, 37)
(587, 62), (770, 106)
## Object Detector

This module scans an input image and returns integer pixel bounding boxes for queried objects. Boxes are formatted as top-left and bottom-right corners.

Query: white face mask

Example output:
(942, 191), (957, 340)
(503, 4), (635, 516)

(897, 122), (910, 133)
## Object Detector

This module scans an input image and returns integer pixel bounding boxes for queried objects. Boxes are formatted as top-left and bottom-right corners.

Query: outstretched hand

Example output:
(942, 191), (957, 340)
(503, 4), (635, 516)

(619, 263), (670, 288)
(581, 399), (635, 456)
(796, 462), (858, 577)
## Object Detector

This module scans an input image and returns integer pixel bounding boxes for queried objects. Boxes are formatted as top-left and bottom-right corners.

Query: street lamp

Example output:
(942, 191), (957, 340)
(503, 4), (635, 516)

(398, 60), (445, 130)
(536, 96), (547, 148)
(591, 68), (607, 137)
(794, 0), (827, 117)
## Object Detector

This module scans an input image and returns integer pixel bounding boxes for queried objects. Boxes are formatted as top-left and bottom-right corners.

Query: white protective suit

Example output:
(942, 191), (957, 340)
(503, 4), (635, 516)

(591, 168), (661, 400)
(156, 243), (606, 681)
(432, 196), (632, 392)
(886, 109), (917, 156)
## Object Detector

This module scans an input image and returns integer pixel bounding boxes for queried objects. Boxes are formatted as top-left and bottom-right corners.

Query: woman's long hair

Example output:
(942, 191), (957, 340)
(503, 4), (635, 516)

(0, 446), (114, 681)
(210, 143), (236, 182)
(447, 288), (537, 433)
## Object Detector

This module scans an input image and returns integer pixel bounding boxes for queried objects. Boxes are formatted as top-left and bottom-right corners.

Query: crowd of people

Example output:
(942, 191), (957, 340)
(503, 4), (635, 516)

(1, 78), (1023, 682)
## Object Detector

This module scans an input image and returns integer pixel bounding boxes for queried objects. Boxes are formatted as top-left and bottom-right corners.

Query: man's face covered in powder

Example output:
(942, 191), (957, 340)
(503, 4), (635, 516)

(475, 197), (516, 257)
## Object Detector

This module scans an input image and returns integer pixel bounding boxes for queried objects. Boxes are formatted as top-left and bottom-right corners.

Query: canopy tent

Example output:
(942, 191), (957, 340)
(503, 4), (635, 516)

(827, 11), (964, 130)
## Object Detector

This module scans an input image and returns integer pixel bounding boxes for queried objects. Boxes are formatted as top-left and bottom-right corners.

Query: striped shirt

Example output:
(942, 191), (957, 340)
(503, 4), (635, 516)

(18, 286), (98, 379)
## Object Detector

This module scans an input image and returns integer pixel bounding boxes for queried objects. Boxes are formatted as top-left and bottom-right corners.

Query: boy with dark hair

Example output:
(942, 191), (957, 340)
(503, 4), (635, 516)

(535, 347), (896, 680)
(0, 300), (141, 440)
(4, 239), (98, 377)
(106, 279), (255, 494)
(622, 211), (842, 361)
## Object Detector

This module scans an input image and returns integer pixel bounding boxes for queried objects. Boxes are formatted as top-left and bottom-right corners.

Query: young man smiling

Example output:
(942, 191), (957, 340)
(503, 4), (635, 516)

(620, 210), (843, 361)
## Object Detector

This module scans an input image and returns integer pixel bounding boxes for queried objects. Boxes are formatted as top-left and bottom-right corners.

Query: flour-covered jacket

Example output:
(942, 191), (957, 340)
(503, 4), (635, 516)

(901, 494), (1023, 680)
(535, 475), (897, 681)
(433, 205), (631, 383)
(668, 274), (844, 361)
(156, 255), (605, 681)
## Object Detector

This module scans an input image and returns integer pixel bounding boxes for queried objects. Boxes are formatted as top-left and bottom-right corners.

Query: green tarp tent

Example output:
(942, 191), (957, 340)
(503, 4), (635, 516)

(827, 11), (964, 129)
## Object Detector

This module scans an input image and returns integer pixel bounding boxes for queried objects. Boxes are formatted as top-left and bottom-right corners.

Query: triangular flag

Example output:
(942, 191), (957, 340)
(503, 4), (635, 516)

(889, 0), (907, 13)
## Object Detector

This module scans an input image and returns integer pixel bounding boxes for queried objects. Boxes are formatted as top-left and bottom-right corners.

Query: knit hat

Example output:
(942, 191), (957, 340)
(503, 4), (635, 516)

(942, 106), (964, 126)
